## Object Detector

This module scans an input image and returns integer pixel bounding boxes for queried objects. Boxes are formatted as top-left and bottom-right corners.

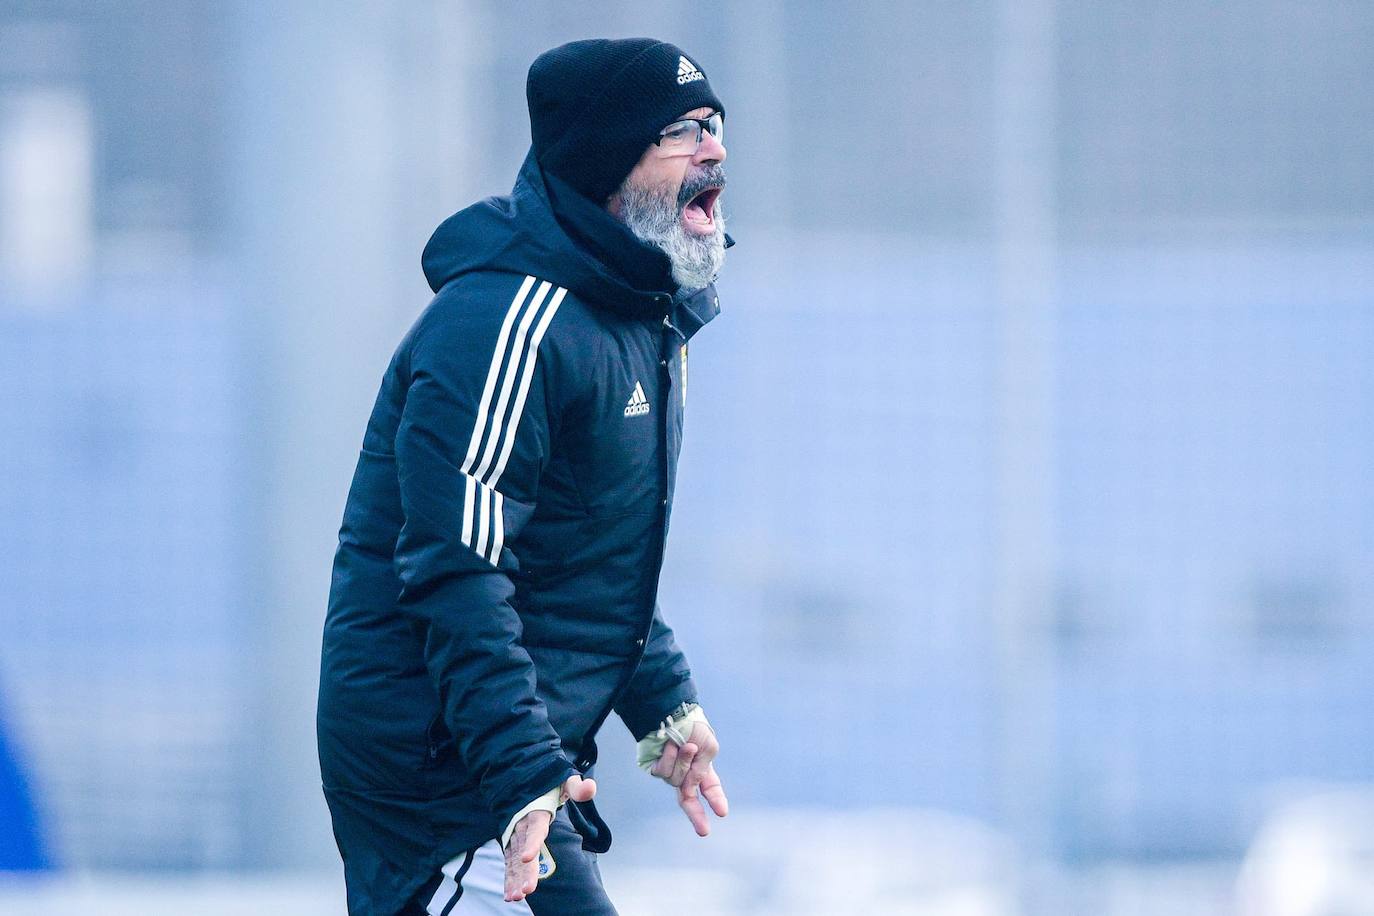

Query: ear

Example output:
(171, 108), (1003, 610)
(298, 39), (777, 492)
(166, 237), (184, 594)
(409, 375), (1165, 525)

(605, 190), (623, 217)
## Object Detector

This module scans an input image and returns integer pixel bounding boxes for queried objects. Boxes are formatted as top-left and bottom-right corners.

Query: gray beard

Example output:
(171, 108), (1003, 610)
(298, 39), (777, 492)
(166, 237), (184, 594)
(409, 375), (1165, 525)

(616, 165), (727, 292)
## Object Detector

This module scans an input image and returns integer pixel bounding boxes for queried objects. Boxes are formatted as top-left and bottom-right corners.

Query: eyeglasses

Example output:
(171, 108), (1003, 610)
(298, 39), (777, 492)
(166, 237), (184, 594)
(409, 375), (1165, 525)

(651, 111), (725, 157)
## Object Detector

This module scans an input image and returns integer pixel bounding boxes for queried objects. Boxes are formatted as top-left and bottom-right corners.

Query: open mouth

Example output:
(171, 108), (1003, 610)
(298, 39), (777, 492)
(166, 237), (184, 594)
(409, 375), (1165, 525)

(682, 186), (723, 232)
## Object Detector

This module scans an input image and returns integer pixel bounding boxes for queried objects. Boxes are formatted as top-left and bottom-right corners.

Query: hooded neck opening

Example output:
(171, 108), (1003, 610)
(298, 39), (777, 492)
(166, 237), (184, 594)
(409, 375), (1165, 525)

(422, 149), (700, 320)
(541, 167), (677, 297)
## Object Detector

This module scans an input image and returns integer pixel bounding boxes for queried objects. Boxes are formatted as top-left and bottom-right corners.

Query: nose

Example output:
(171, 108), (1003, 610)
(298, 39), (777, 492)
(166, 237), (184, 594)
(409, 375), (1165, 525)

(694, 128), (727, 165)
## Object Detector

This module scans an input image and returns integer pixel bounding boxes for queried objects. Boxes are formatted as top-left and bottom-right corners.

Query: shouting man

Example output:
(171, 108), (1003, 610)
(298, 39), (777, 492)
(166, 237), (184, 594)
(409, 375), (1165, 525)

(317, 38), (731, 914)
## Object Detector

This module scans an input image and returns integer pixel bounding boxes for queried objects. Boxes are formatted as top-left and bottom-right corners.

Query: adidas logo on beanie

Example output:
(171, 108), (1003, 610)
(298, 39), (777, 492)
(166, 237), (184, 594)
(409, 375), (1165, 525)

(526, 38), (725, 204)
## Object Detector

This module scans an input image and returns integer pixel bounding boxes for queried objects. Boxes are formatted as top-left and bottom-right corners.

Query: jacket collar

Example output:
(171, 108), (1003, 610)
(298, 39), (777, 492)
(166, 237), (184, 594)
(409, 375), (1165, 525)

(523, 153), (733, 327)
(512, 153), (671, 320)
(671, 284), (722, 341)
(542, 169), (678, 297)
(422, 149), (731, 328)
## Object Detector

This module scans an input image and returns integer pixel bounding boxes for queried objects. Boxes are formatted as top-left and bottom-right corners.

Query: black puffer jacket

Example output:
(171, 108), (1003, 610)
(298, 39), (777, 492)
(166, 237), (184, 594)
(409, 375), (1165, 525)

(316, 150), (723, 913)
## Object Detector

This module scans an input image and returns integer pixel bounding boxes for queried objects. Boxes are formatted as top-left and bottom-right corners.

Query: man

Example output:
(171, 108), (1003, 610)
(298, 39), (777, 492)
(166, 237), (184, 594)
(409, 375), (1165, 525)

(317, 37), (732, 914)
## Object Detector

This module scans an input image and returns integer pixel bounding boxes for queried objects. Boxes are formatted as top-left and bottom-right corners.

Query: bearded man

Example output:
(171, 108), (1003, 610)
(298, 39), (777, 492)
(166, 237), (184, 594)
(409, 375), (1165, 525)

(317, 38), (732, 915)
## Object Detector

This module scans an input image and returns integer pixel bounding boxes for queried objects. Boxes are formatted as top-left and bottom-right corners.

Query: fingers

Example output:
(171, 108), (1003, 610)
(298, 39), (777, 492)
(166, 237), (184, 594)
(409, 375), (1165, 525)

(650, 720), (728, 837)
(680, 762), (728, 837)
(502, 775), (593, 902)
(670, 742), (699, 788)
(678, 722), (718, 795)
(563, 774), (597, 803)
(700, 763), (730, 818)
(651, 739), (680, 780)
(679, 782), (710, 836)
(503, 810), (551, 902)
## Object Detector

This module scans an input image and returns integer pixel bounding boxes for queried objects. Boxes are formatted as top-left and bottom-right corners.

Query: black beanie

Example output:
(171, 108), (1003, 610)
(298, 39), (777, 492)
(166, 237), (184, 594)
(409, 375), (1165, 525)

(527, 38), (725, 205)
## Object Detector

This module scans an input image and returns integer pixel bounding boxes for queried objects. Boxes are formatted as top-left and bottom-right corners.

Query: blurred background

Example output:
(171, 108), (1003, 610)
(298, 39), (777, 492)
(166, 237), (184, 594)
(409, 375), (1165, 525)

(1, 1), (1372, 913)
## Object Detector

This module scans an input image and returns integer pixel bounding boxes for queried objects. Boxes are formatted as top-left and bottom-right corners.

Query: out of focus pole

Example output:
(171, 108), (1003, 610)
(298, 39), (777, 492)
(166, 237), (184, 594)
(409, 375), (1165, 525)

(229, 0), (487, 871)
(992, 0), (1059, 907)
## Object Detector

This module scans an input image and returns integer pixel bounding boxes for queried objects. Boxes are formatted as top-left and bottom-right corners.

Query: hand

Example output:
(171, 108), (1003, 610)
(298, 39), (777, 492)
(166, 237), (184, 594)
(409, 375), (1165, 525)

(650, 721), (729, 836)
(503, 774), (595, 902)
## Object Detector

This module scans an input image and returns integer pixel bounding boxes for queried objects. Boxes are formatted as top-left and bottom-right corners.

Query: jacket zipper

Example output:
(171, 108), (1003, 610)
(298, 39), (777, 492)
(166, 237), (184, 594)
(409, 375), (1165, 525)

(571, 307), (681, 770)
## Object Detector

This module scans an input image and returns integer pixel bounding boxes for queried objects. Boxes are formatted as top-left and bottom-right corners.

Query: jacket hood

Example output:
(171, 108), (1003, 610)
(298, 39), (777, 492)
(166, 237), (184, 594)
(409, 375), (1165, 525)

(423, 149), (693, 319)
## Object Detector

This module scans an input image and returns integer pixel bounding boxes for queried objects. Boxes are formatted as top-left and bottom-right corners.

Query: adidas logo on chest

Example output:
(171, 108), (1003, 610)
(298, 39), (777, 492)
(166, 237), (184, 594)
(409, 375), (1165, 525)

(676, 56), (704, 85)
(624, 381), (651, 417)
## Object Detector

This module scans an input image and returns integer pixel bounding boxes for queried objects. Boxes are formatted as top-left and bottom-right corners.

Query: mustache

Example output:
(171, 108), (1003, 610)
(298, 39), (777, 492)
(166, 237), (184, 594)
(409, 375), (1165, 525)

(677, 165), (727, 209)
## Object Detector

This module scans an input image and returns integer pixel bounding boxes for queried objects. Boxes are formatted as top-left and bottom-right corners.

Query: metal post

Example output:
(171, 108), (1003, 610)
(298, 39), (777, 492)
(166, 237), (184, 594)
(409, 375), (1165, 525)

(992, 0), (1059, 906)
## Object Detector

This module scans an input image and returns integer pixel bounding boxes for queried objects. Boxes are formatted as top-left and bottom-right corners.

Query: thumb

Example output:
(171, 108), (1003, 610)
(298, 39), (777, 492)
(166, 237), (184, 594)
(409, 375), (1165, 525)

(563, 774), (597, 803)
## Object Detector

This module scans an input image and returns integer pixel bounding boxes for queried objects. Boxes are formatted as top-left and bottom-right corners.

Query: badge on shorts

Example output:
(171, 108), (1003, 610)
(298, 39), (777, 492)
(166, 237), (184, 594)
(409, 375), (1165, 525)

(537, 842), (557, 880)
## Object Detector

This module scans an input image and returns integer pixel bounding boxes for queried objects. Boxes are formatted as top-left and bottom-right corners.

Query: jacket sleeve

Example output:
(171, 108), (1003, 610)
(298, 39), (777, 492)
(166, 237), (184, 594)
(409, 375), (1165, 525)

(614, 603), (699, 739)
(392, 278), (575, 827)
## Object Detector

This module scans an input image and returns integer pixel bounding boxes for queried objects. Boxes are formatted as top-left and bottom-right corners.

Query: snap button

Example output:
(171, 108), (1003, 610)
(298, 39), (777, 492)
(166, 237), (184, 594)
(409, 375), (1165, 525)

(635, 638), (645, 647)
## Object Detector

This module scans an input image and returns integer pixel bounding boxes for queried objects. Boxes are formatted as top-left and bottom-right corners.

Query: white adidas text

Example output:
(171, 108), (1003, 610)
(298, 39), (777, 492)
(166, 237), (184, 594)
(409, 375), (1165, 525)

(624, 381), (650, 417)
(676, 56), (704, 85)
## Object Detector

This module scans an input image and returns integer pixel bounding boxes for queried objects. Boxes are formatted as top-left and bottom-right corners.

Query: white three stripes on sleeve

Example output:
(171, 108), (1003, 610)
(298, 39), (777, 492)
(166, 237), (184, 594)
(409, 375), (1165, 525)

(457, 276), (566, 566)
